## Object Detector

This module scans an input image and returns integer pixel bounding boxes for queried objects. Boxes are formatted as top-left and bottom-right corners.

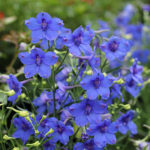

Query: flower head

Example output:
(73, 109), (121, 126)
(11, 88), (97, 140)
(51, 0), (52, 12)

(7, 74), (22, 104)
(100, 36), (130, 62)
(18, 48), (58, 78)
(80, 72), (112, 100)
(70, 99), (107, 126)
(12, 117), (34, 144)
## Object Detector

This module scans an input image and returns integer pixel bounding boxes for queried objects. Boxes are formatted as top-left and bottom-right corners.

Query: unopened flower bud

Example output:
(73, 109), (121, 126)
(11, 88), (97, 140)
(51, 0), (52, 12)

(85, 70), (93, 75)
(120, 104), (131, 110)
(26, 141), (40, 147)
(7, 90), (15, 96)
(35, 130), (39, 135)
(20, 93), (26, 99)
(3, 135), (15, 140)
(114, 78), (124, 84)
(45, 128), (54, 137)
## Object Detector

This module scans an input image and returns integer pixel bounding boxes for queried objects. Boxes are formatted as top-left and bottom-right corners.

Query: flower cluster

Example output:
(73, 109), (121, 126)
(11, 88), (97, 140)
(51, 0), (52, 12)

(3, 6), (149, 150)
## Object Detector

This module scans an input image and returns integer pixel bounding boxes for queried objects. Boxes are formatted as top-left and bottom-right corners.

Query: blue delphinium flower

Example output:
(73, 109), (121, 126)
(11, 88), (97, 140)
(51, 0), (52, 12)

(55, 27), (72, 50)
(115, 4), (135, 27)
(43, 140), (56, 150)
(125, 24), (143, 42)
(80, 72), (112, 100)
(98, 20), (110, 37)
(33, 90), (60, 114)
(67, 26), (94, 56)
(110, 84), (124, 102)
(132, 49), (150, 64)
(117, 110), (137, 135)
(74, 139), (103, 150)
(125, 74), (142, 98)
(100, 36), (130, 62)
(25, 12), (63, 49)
(50, 118), (74, 145)
(18, 48), (58, 78)
(7, 74), (22, 104)
(129, 59), (143, 84)
(12, 117), (34, 144)
(87, 117), (117, 148)
(69, 99), (107, 126)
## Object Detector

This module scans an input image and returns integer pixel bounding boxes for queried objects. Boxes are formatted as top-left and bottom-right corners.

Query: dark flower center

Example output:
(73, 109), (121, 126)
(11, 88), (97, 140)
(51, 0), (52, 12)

(99, 124), (107, 133)
(57, 125), (64, 134)
(35, 54), (42, 66)
(121, 116), (129, 126)
(74, 33), (82, 46)
(41, 18), (48, 31)
(21, 122), (30, 131)
(40, 119), (47, 128)
(85, 104), (92, 115)
(128, 79), (135, 87)
(12, 81), (19, 92)
(108, 40), (119, 52)
(85, 142), (94, 150)
(93, 77), (101, 89)
(133, 67), (138, 75)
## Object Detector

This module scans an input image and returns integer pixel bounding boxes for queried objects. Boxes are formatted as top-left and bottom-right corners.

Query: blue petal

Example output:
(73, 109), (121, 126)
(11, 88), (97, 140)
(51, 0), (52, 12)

(94, 134), (106, 148)
(38, 64), (51, 78)
(45, 30), (58, 41)
(24, 64), (38, 78)
(40, 38), (49, 49)
(31, 30), (43, 43)
(43, 52), (58, 66)
(69, 45), (81, 56)
(105, 133), (116, 145)
(25, 18), (41, 30)
(75, 115), (88, 127)
(18, 52), (34, 65)
(128, 121), (137, 134)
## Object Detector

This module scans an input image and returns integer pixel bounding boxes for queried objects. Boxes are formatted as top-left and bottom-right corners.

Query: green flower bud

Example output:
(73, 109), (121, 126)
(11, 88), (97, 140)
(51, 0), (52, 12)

(35, 130), (39, 135)
(85, 70), (93, 75)
(83, 93), (87, 99)
(45, 128), (54, 137)
(7, 90), (15, 96)
(66, 77), (71, 83)
(114, 78), (124, 84)
(20, 93), (26, 99)
(103, 72), (107, 77)
(26, 141), (40, 147)
(3, 135), (15, 140)
(120, 104), (131, 110)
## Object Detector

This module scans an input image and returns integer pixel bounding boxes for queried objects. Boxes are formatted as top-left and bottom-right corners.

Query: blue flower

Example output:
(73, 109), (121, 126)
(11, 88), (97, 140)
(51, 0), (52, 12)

(80, 72), (112, 100)
(132, 49), (150, 64)
(12, 117), (34, 144)
(43, 140), (56, 150)
(55, 27), (72, 50)
(117, 110), (137, 135)
(125, 24), (143, 42)
(87, 117), (117, 148)
(74, 139), (103, 150)
(7, 74), (22, 104)
(98, 20), (110, 37)
(68, 26), (94, 56)
(100, 36), (130, 62)
(50, 118), (74, 145)
(18, 48), (58, 78)
(25, 12), (63, 48)
(69, 99), (107, 126)
(33, 90), (60, 114)
(125, 74), (142, 98)
(129, 59), (143, 84)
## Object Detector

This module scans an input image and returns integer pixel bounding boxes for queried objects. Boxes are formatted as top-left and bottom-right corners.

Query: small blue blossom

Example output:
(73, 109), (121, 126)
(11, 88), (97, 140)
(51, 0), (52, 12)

(43, 140), (56, 150)
(67, 26), (94, 56)
(129, 59), (143, 84)
(87, 117), (117, 148)
(125, 74), (142, 98)
(50, 118), (74, 145)
(74, 139), (103, 150)
(25, 12), (63, 48)
(7, 74), (22, 104)
(12, 117), (34, 144)
(69, 99), (107, 126)
(80, 72), (112, 100)
(117, 110), (137, 135)
(100, 36), (130, 62)
(132, 49), (150, 64)
(18, 48), (58, 78)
